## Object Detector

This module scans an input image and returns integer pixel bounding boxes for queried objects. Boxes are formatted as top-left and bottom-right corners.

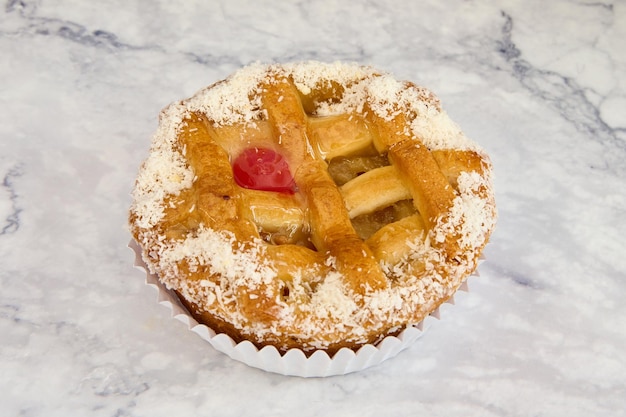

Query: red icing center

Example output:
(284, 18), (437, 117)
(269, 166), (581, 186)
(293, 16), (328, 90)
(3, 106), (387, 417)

(233, 148), (296, 194)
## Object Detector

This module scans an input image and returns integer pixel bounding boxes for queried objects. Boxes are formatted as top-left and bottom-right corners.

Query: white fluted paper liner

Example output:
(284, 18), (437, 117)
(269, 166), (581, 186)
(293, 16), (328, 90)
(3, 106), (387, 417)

(129, 240), (482, 377)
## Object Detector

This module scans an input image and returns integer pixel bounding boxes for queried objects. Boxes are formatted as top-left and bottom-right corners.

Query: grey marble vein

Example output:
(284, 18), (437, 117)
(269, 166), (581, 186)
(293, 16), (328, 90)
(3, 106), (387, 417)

(1, 165), (23, 235)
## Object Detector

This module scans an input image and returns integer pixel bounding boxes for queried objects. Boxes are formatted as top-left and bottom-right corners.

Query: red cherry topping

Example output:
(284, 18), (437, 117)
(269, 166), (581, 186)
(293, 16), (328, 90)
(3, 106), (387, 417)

(232, 148), (297, 194)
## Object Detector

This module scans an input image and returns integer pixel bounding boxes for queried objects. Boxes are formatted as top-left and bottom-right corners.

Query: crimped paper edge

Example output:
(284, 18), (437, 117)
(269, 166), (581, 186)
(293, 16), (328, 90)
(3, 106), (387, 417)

(129, 239), (482, 377)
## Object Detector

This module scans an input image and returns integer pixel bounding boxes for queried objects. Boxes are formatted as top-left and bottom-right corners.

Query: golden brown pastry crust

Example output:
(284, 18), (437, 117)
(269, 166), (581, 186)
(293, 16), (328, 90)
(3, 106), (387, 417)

(129, 61), (497, 354)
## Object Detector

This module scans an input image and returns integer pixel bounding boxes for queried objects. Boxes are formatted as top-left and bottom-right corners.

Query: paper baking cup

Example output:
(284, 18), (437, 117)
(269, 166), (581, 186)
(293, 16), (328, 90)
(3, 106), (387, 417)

(129, 240), (480, 377)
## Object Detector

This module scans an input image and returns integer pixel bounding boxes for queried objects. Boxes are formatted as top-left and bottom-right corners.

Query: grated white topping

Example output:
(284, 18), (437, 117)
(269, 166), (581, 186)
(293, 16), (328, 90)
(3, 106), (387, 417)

(159, 226), (276, 286)
(188, 63), (268, 127)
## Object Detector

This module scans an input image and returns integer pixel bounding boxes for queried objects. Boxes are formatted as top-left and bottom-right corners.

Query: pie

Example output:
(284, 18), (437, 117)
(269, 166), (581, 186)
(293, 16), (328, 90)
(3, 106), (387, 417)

(129, 61), (497, 354)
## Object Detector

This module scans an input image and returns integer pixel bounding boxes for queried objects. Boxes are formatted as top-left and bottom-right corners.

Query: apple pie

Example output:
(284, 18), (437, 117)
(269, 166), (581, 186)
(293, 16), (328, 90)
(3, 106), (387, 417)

(129, 61), (497, 354)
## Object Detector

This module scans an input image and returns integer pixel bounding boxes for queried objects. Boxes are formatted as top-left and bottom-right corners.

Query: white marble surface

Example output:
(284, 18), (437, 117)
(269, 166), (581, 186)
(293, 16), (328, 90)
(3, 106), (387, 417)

(1, 0), (625, 415)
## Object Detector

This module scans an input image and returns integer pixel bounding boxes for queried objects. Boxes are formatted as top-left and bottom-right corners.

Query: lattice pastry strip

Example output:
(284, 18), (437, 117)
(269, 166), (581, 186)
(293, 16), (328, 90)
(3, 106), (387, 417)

(366, 214), (427, 266)
(340, 165), (412, 218)
(239, 188), (305, 242)
(161, 112), (257, 242)
(309, 114), (373, 159)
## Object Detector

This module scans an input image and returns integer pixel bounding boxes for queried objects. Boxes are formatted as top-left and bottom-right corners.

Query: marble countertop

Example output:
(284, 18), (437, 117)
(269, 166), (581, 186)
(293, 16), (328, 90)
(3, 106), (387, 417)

(2, 0), (625, 415)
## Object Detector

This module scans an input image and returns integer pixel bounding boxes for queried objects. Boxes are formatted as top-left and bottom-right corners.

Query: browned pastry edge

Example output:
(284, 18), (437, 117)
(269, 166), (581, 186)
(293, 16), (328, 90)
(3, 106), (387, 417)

(174, 289), (408, 357)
